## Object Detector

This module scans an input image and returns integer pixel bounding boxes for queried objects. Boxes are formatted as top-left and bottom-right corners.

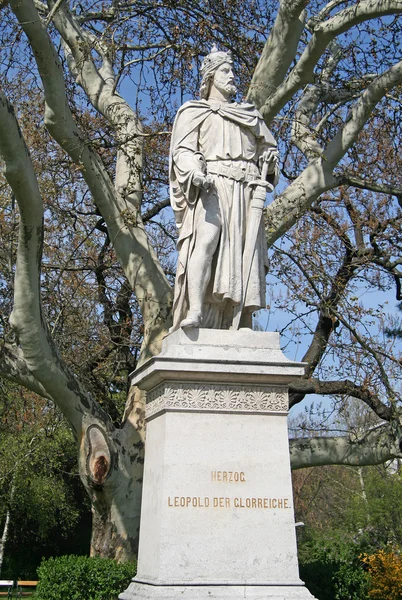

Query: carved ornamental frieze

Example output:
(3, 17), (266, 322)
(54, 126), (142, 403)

(146, 382), (288, 419)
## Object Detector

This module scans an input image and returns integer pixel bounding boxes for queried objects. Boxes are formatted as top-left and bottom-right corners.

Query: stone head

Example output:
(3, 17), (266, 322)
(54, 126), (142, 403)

(200, 45), (236, 100)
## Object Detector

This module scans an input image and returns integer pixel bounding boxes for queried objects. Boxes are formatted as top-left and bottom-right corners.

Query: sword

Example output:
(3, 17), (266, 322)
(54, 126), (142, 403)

(232, 158), (274, 330)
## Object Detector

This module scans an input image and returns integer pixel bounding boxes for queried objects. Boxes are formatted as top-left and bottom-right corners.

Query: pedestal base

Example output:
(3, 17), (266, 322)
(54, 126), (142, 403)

(120, 330), (317, 600)
(121, 581), (316, 600)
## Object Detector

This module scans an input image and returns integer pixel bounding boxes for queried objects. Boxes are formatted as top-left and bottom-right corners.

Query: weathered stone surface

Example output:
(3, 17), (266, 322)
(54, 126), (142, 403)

(120, 329), (317, 600)
(135, 409), (300, 584)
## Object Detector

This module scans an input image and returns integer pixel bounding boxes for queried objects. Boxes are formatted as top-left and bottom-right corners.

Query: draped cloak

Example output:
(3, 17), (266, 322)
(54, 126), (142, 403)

(170, 98), (278, 330)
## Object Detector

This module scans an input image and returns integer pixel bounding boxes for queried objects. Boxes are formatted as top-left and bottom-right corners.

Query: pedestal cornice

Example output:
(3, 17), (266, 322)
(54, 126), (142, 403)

(131, 328), (306, 391)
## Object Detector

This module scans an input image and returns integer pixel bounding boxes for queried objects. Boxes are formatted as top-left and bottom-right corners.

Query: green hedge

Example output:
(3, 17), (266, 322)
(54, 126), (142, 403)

(298, 532), (370, 600)
(36, 555), (136, 600)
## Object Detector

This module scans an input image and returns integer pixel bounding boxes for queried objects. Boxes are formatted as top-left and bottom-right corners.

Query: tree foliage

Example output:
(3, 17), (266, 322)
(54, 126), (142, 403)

(294, 457), (402, 599)
(0, 383), (90, 577)
(362, 549), (402, 600)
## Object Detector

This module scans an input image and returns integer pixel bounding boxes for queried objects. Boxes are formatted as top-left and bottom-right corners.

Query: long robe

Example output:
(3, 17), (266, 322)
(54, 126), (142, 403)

(170, 98), (278, 330)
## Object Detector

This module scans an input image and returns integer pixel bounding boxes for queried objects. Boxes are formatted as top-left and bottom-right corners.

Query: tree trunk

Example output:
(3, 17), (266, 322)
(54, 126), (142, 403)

(0, 510), (10, 574)
(0, 482), (14, 574)
(79, 422), (144, 561)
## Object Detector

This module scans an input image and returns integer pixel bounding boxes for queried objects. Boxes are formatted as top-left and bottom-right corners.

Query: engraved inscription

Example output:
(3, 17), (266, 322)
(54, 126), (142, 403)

(168, 496), (210, 507)
(167, 496), (291, 509)
(212, 471), (246, 482)
(233, 497), (290, 509)
(167, 470), (291, 510)
(214, 497), (231, 508)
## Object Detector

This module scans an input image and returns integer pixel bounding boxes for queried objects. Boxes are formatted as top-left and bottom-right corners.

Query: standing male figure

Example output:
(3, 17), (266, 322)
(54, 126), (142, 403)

(170, 46), (279, 330)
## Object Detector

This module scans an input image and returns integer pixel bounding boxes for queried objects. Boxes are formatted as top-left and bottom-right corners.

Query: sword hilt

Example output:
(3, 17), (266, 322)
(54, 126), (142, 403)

(248, 155), (275, 193)
(248, 179), (274, 192)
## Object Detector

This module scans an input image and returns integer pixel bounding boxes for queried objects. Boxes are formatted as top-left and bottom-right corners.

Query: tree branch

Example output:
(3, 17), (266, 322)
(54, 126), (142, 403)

(291, 41), (341, 158)
(0, 91), (112, 437)
(314, 0), (402, 37)
(0, 342), (50, 400)
(10, 0), (173, 363)
(324, 59), (402, 167)
(289, 377), (392, 421)
(258, 0), (402, 122)
(264, 158), (338, 248)
(247, 0), (307, 109)
(264, 60), (402, 251)
(93, 236), (136, 372)
(290, 422), (402, 469)
(50, 2), (143, 209)
(142, 198), (170, 223)
(338, 173), (402, 200)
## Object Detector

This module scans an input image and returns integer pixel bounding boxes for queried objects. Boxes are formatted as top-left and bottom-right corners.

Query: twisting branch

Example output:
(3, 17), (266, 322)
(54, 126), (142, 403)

(258, 0), (402, 122)
(10, 0), (172, 364)
(289, 377), (392, 421)
(338, 173), (402, 201)
(0, 90), (112, 437)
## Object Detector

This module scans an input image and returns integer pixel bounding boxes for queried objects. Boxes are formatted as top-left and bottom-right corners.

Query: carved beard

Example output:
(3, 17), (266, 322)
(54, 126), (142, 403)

(225, 83), (237, 97)
(209, 75), (237, 100)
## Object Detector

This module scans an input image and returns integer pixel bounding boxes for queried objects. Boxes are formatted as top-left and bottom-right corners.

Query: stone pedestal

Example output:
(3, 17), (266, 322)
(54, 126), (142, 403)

(120, 329), (317, 600)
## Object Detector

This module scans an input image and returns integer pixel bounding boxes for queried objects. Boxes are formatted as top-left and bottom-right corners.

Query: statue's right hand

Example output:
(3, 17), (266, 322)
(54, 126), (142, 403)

(193, 171), (214, 190)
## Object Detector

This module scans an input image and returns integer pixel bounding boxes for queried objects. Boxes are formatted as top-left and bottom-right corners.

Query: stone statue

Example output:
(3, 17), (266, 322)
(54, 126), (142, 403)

(170, 45), (279, 330)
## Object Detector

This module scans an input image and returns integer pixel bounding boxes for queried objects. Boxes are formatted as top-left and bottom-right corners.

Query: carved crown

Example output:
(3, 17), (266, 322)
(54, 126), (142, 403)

(200, 44), (233, 76)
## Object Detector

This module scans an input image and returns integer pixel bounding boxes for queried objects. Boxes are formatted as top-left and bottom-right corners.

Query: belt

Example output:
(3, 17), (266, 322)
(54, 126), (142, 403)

(206, 160), (259, 182)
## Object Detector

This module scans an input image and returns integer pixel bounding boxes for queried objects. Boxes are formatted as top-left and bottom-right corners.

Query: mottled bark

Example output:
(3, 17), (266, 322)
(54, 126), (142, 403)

(0, 89), (143, 560)
(80, 426), (144, 559)
(290, 423), (402, 469)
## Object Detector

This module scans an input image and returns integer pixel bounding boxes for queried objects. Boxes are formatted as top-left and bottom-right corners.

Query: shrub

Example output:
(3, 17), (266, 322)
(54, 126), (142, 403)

(298, 531), (369, 600)
(334, 561), (370, 600)
(361, 549), (402, 600)
(36, 555), (136, 600)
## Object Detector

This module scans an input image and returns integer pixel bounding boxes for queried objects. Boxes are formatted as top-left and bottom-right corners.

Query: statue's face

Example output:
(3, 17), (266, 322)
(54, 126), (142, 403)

(211, 62), (237, 99)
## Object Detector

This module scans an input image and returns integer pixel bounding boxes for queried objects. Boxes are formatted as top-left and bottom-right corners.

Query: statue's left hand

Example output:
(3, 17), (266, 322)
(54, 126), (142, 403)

(261, 148), (279, 174)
